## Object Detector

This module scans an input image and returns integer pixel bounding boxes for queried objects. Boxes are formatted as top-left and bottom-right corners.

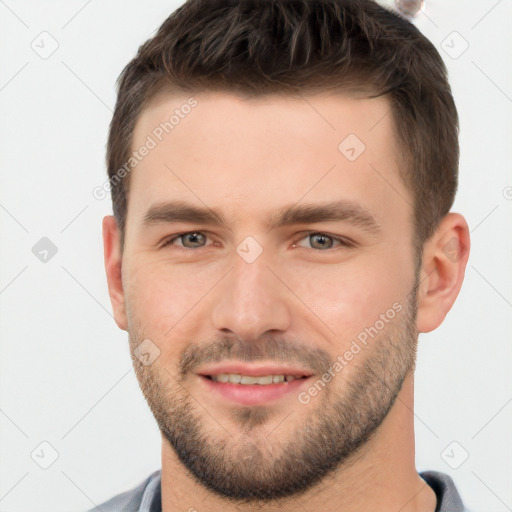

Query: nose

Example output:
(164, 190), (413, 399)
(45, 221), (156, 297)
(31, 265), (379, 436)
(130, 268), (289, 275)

(211, 249), (292, 342)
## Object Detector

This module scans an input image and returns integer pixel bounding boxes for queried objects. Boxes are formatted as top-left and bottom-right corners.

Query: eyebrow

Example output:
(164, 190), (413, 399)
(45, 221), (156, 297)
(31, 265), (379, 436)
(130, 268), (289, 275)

(142, 199), (381, 235)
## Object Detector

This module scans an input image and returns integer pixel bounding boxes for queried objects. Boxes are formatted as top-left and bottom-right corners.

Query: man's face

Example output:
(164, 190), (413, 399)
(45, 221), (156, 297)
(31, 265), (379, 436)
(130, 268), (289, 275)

(119, 90), (420, 502)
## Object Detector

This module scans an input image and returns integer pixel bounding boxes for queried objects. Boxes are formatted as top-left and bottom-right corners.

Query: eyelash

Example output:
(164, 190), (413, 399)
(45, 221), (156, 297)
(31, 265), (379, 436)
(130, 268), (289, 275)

(161, 231), (355, 251)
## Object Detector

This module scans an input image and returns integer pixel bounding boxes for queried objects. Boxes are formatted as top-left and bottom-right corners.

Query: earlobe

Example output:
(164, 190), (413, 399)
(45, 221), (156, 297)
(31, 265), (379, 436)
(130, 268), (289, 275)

(415, 212), (471, 333)
(102, 215), (128, 331)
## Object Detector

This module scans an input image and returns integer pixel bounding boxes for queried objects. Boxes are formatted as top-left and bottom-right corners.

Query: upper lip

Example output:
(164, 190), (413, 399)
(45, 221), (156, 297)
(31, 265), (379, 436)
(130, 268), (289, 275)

(197, 362), (314, 378)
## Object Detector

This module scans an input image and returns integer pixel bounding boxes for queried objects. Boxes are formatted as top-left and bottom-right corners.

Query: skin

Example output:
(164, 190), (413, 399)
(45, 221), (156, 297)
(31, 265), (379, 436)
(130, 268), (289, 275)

(103, 90), (470, 512)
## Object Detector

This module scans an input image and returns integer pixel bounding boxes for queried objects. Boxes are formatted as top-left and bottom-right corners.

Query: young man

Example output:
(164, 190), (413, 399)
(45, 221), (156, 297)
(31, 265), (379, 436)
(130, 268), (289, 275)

(97, 0), (474, 510)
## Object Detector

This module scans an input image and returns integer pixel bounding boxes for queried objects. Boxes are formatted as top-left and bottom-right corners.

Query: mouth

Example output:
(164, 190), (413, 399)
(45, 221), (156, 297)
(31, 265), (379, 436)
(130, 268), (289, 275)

(196, 363), (314, 405)
(202, 373), (309, 384)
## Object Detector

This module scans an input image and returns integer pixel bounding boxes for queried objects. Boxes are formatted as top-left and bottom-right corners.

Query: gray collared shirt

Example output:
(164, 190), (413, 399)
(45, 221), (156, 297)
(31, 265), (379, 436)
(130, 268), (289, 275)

(87, 469), (475, 511)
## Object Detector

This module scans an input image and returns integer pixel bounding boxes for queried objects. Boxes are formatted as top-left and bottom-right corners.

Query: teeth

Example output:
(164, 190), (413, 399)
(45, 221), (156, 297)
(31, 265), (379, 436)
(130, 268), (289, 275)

(210, 373), (301, 385)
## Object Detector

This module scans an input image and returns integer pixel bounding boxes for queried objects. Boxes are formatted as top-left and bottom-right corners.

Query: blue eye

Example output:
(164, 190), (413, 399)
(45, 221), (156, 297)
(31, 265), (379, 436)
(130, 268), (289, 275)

(163, 232), (208, 249)
(162, 231), (353, 251)
(294, 232), (352, 251)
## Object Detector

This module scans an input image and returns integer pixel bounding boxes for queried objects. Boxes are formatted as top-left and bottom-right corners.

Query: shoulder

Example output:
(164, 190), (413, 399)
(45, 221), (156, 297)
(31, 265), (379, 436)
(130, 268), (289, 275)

(85, 470), (162, 512)
(419, 470), (482, 512)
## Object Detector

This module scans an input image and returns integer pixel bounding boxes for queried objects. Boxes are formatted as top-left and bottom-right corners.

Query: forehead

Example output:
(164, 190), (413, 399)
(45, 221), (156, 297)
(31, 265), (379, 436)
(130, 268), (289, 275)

(127, 89), (412, 235)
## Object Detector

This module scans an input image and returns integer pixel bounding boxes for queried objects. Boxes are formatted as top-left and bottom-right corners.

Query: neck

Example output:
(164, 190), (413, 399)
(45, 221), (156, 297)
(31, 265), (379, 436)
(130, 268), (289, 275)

(160, 373), (437, 512)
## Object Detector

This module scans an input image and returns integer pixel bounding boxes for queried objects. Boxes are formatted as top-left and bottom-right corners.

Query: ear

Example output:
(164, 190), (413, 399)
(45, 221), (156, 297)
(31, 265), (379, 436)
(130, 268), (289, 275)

(102, 215), (128, 331)
(416, 212), (471, 333)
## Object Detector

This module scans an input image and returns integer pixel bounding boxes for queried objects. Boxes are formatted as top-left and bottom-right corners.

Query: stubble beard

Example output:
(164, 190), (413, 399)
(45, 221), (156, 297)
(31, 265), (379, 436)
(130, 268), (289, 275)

(128, 283), (419, 505)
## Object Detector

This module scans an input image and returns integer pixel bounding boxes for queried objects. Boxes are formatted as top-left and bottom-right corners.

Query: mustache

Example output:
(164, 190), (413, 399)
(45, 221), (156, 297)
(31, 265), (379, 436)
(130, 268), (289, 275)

(178, 336), (333, 377)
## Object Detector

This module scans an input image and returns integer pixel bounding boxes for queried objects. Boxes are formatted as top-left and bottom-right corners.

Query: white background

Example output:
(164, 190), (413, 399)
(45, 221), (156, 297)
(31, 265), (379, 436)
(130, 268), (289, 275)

(0, 1), (511, 511)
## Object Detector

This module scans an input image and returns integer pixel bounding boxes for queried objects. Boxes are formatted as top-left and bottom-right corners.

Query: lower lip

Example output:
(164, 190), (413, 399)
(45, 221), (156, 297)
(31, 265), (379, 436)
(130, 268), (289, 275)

(199, 375), (310, 405)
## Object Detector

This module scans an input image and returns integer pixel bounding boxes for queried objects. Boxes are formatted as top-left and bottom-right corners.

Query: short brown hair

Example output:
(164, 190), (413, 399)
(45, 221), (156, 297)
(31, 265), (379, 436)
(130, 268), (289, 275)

(107, 0), (459, 259)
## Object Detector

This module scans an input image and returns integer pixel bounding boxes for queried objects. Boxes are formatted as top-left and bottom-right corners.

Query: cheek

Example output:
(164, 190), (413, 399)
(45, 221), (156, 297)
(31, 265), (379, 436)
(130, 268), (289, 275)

(285, 250), (410, 340)
(124, 258), (220, 337)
